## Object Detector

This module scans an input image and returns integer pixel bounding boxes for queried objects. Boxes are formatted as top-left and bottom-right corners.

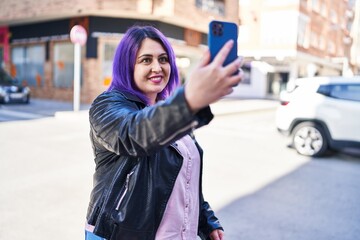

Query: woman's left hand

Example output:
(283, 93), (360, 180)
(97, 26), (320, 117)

(209, 229), (224, 240)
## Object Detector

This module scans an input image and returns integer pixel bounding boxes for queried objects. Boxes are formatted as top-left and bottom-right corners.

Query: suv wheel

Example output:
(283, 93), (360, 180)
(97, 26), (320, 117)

(292, 122), (328, 157)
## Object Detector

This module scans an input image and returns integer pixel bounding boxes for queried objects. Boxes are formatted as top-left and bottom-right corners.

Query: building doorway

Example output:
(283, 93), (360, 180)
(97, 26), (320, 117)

(267, 72), (289, 97)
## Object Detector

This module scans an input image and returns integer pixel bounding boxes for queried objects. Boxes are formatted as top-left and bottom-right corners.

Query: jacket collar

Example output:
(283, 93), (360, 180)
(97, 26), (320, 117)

(112, 90), (147, 106)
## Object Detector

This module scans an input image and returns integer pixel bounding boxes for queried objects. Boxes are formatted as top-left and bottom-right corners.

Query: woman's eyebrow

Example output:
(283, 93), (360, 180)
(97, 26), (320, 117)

(138, 54), (153, 58)
(138, 53), (168, 58)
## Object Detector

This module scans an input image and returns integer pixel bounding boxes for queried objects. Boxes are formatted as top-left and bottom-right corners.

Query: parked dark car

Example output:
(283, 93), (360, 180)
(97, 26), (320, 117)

(0, 68), (30, 104)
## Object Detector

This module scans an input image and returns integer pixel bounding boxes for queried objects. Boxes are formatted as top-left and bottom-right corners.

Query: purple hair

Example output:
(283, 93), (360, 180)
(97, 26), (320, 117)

(108, 25), (180, 105)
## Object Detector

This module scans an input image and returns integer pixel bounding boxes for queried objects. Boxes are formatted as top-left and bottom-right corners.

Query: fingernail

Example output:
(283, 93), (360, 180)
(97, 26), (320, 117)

(235, 58), (242, 68)
(237, 56), (244, 67)
(227, 39), (234, 46)
(239, 68), (244, 77)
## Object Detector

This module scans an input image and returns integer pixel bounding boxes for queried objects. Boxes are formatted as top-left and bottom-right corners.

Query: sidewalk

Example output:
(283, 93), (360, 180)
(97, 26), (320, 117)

(210, 97), (278, 116)
(54, 97), (279, 120)
(0, 97), (279, 121)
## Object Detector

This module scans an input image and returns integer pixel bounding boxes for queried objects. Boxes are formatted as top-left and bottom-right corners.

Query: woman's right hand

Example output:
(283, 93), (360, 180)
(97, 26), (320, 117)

(184, 40), (243, 113)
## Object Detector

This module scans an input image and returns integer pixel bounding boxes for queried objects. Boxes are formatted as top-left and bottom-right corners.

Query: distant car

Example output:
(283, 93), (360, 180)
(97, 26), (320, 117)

(276, 76), (360, 157)
(0, 68), (30, 104)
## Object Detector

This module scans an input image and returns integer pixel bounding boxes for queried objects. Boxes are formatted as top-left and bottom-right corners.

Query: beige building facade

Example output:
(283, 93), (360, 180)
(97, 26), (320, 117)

(0, 0), (239, 103)
(1, 0), (358, 101)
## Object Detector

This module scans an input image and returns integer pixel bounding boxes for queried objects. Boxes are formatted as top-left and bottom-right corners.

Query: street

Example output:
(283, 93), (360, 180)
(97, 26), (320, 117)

(197, 110), (360, 240)
(1, 101), (360, 240)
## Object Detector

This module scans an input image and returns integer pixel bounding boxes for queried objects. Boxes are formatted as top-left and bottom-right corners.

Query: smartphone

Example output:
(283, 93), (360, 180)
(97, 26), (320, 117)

(208, 20), (238, 69)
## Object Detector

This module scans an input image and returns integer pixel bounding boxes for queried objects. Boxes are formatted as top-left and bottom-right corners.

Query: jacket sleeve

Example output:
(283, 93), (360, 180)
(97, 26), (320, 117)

(198, 194), (224, 239)
(89, 87), (213, 157)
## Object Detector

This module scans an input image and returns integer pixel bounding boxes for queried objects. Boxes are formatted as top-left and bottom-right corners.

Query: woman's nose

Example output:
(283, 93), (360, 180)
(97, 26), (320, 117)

(151, 61), (162, 72)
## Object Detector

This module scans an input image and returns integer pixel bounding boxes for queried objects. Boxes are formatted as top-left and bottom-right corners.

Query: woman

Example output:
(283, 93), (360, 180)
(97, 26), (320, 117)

(85, 25), (242, 240)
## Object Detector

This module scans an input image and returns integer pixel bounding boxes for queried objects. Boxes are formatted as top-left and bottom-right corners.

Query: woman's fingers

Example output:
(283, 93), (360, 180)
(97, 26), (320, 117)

(211, 40), (243, 79)
(223, 56), (243, 76)
(184, 42), (244, 111)
(228, 70), (243, 86)
(212, 40), (234, 66)
(198, 49), (211, 67)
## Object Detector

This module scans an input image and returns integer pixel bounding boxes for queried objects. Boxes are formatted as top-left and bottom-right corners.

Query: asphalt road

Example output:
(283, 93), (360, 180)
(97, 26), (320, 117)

(0, 99), (90, 121)
(196, 111), (360, 240)
(1, 102), (359, 240)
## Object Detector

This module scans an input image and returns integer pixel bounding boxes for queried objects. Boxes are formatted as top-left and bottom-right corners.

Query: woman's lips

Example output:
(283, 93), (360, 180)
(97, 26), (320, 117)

(149, 76), (163, 84)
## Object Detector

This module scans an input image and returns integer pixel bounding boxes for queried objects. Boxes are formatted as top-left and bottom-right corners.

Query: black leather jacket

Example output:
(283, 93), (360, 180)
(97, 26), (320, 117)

(86, 87), (223, 240)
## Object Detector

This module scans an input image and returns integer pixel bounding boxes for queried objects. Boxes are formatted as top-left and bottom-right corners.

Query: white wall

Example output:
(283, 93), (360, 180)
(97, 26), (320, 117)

(228, 61), (269, 98)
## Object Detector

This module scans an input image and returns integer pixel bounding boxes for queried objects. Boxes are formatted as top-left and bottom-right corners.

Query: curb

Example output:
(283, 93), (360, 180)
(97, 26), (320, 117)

(54, 110), (89, 120)
(53, 100), (279, 119)
(210, 99), (278, 116)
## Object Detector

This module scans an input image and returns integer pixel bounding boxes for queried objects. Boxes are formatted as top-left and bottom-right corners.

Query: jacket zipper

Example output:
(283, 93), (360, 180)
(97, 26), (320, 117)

(115, 171), (134, 210)
(159, 120), (198, 145)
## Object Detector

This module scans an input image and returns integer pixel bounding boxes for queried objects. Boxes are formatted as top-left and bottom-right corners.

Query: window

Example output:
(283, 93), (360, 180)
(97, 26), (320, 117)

(318, 84), (360, 101)
(329, 9), (338, 23)
(310, 32), (319, 48)
(331, 84), (360, 101)
(311, 0), (320, 12)
(11, 45), (45, 87)
(327, 40), (336, 54)
(347, 19), (353, 32)
(196, 0), (225, 16)
(338, 45), (344, 56)
(265, 0), (298, 5)
(341, 17), (346, 29)
(300, 0), (308, 9)
(53, 42), (83, 88)
(320, 2), (327, 17)
(317, 84), (331, 96)
(297, 14), (310, 48)
(101, 42), (117, 86)
(319, 35), (326, 50)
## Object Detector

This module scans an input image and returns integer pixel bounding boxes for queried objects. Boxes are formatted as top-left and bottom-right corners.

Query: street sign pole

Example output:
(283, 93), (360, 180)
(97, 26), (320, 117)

(73, 43), (81, 112)
(70, 25), (87, 112)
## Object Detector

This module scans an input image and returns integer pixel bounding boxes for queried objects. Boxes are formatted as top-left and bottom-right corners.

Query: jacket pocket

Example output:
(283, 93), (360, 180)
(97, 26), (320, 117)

(87, 188), (108, 226)
(87, 204), (100, 226)
(115, 170), (134, 210)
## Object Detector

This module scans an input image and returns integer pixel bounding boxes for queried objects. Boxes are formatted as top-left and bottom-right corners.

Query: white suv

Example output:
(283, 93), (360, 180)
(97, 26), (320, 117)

(276, 76), (360, 157)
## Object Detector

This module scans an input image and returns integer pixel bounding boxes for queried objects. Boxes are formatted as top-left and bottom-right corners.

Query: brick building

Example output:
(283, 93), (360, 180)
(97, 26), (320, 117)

(232, 0), (358, 97)
(349, 0), (360, 74)
(0, 0), (239, 103)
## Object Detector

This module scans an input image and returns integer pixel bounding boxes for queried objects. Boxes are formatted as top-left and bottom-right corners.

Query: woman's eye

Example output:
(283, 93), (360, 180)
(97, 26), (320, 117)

(159, 57), (169, 63)
(141, 58), (151, 63)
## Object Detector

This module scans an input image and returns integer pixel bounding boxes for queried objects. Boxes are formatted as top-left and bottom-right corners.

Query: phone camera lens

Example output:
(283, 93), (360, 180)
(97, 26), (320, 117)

(211, 22), (223, 36)
(218, 28), (223, 36)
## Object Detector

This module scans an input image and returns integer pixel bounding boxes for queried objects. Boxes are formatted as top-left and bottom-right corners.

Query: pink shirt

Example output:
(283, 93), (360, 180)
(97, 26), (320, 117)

(155, 135), (201, 240)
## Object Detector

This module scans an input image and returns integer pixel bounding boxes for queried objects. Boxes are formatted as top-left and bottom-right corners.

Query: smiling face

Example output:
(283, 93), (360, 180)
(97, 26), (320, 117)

(133, 38), (171, 105)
